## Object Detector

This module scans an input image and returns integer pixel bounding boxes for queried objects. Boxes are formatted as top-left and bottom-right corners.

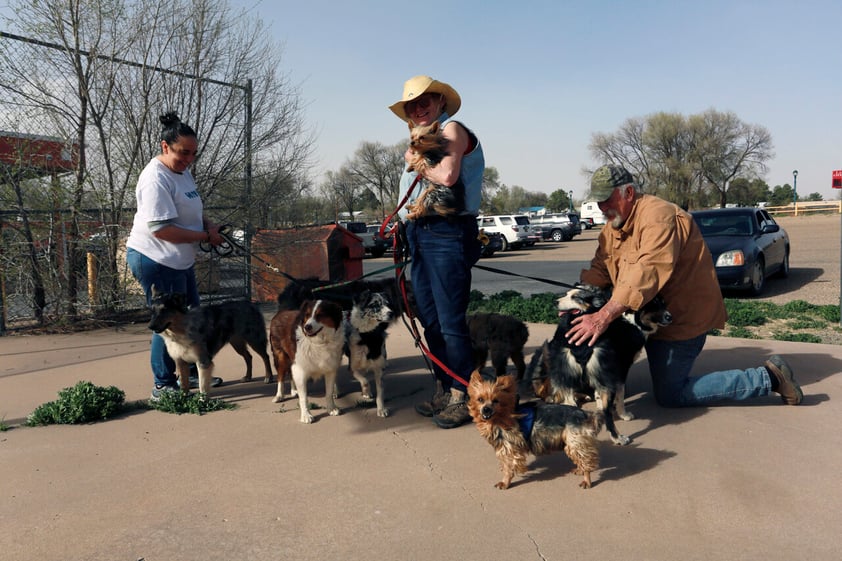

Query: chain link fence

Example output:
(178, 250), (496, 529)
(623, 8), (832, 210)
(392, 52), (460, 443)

(0, 31), (253, 333)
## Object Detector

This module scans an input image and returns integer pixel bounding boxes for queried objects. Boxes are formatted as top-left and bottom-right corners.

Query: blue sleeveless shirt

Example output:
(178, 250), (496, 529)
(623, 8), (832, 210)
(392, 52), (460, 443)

(398, 112), (484, 218)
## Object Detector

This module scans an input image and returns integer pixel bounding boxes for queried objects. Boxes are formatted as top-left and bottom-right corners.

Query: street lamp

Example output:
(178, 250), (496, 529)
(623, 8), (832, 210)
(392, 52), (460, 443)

(569, 190), (574, 212)
(792, 170), (798, 205)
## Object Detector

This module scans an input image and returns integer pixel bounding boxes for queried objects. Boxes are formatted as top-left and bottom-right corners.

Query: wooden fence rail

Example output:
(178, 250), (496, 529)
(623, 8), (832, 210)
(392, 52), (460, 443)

(765, 201), (842, 216)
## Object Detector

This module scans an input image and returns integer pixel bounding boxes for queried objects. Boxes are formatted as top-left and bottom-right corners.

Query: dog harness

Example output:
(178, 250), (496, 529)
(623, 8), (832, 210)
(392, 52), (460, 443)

(516, 402), (537, 441)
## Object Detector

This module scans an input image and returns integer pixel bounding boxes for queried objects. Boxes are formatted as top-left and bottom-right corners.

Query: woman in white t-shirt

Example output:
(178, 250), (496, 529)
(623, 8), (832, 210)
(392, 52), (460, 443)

(126, 112), (224, 400)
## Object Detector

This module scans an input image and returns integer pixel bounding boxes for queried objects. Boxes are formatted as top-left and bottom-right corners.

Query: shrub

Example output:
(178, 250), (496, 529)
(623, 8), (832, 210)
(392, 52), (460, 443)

(149, 390), (235, 415)
(26, 381), (125, 426)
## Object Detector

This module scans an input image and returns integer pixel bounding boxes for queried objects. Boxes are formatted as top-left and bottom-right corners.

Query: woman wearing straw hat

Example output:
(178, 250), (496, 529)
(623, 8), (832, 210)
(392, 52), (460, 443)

(389, 75), (485, 429)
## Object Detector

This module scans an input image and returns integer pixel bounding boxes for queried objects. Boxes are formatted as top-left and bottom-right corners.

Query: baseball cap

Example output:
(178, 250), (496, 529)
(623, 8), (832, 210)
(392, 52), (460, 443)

(589, 164), (635, 202)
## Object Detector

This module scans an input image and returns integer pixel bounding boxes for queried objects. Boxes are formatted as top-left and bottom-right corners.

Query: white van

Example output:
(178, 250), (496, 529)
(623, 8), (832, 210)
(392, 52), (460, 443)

(579, 201), (606, 226)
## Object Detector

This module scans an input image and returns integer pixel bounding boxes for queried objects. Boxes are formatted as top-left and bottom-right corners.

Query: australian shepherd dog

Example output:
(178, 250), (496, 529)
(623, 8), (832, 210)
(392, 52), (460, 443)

(147, 286), (273, 395)
(467, 371), (602, 489)
(269, 299), (345, 423)
(467, 312), (530, 379)
(344, 289), (399, 417)
(527, 284), (672, 445)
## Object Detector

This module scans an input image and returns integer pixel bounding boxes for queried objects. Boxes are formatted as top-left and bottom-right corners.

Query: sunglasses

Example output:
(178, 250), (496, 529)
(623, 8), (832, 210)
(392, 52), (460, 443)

(405, 93), (440, 115)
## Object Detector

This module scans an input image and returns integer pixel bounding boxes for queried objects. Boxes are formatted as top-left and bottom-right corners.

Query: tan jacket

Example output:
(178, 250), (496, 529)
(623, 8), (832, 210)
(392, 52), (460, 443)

(580, 194), (727, 341)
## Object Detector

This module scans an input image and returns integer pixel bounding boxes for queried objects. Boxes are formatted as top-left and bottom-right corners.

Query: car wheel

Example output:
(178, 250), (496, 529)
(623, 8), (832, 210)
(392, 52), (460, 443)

(776, 249), (790, 278)
(371, 248), (386, 258)
(551, 229), (564, 242)
(749, 257), (766, 296)
(500, 237), (509, 252)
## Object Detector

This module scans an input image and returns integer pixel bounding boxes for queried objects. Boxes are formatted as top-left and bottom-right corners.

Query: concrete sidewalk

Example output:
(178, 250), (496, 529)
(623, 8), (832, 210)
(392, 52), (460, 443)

(1, 320), (840, 561)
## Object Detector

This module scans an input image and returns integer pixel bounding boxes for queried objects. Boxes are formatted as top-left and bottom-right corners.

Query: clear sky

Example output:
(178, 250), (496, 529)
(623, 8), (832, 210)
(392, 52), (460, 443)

(232, 0), (841, 202)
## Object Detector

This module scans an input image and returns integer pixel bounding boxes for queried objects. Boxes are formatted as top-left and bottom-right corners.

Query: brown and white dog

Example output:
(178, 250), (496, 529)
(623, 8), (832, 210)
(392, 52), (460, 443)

(269, 299), (345, 423)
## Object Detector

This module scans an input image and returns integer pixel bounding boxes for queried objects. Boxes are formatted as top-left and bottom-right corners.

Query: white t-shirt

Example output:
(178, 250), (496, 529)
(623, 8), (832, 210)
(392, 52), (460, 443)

(126, 158), (204, 270)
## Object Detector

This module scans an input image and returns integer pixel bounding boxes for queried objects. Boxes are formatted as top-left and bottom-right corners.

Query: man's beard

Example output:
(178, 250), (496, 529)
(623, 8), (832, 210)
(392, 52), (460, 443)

(605, 210), (625, 229)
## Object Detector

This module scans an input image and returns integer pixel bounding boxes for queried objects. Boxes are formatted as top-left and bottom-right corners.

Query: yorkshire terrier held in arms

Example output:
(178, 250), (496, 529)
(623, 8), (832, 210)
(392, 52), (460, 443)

(405, 121), (464, 220)
(467, 370), (602, 489)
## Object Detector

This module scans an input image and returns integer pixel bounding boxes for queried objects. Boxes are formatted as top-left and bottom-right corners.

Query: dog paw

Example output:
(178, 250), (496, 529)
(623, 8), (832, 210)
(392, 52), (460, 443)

(377, 407), (389, 418)
(612, 434), (632, 446)
(271, 394), (284, 403)
(263, 376), (273, 384)
(494, 481), (510, 490)
(618, 412), (635, 421)
(300, 412), (314, 424)
(579, 479), (592, 489)
(240, 375), (252, 382)
(328, 407), (340, 417)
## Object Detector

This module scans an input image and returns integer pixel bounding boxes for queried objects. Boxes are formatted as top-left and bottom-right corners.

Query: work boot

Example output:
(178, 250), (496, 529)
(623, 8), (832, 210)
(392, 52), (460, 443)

(765, 355), (803, 405)
(433, 390), (471, 429)
(415, 383), (450, 417)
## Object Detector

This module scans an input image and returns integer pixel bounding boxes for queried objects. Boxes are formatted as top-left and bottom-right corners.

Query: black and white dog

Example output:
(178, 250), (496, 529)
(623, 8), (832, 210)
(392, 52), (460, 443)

(527, 284), (672, 445)
(344, 289), (399, 417)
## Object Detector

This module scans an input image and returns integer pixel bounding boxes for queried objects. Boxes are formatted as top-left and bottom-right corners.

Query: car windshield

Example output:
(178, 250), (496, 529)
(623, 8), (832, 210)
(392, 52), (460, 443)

(694, 215), (754, 236)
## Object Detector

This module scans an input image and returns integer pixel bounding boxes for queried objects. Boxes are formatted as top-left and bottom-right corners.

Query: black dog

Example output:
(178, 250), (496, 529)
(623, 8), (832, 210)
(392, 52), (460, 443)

(148, 286), (273, 394)
(527, 284), (672, 445)
(467, 312), (530, 379)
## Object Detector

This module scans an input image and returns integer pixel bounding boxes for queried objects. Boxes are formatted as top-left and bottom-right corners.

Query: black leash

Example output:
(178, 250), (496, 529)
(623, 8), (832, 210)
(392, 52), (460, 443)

(471, 263), (579, 291)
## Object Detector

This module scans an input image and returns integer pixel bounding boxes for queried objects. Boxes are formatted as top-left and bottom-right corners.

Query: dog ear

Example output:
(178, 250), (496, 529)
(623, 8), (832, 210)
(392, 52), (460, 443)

(495, 374), (516, 392)
(429, 120), (440, 134)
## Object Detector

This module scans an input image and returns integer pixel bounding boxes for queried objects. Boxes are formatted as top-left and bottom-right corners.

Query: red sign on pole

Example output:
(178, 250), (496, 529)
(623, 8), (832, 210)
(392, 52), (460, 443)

(833, 169), (842, 189)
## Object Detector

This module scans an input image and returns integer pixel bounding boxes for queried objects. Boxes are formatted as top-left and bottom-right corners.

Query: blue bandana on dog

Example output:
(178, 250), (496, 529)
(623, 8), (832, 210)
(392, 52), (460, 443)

(516, 402), (537, 440)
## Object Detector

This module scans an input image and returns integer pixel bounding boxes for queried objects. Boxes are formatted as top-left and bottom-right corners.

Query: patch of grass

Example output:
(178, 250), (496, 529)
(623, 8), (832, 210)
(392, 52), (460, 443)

(773, 331), (823, 344)
(0, 417), (9, 431)
(727, 326), (758, 339)
(26, 381), (126, 426)
(787, 317), (827, 330)
(723, 299), (769, 327)
(148, 391), (236, 415)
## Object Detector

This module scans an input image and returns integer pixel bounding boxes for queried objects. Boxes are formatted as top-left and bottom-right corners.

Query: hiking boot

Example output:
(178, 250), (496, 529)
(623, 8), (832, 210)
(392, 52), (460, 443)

(415, 388), (450, 417)
(189, 375), (223, 389)
(765, 355), (803, 405)
(150, 384), (180, 402)
(433, 390), (472, 429)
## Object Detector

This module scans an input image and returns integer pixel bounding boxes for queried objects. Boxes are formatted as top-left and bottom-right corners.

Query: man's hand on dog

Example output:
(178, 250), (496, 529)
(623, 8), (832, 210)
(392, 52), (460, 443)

(566, 300), (628, 347)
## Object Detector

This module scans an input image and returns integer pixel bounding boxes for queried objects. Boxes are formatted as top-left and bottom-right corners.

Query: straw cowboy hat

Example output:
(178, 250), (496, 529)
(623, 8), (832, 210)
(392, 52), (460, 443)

(389, 75), (461, 122)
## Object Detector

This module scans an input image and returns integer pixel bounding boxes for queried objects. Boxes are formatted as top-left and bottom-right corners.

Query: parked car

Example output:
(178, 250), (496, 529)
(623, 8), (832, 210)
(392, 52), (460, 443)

(339, 221), (387, 258)
(690, 207), (790, 296)
(530, 213), (582, 242)
(476, 215), (536, 251)
(366, 224), (390, 257)
(479, 230), (504, 257)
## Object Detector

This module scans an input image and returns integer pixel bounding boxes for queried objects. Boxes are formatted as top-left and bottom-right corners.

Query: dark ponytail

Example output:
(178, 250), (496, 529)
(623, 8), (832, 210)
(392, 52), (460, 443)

(159, 111), (197, 144)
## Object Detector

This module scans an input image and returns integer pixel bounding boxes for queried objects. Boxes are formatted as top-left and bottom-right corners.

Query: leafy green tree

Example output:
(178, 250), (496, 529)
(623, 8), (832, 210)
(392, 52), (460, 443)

(769, 184), (795, 206)
(546, 189), (573, 212)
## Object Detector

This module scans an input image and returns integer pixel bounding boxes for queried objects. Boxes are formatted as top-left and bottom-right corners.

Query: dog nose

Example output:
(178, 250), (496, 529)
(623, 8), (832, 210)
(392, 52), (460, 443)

(481, 405), (494, 419)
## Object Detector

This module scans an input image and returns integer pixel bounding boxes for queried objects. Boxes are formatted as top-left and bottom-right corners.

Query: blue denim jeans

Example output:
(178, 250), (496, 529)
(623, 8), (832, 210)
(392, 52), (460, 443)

(645, 334), (773, 407)
(406, 216), (481, 393)
(126, 248), (199, 387)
